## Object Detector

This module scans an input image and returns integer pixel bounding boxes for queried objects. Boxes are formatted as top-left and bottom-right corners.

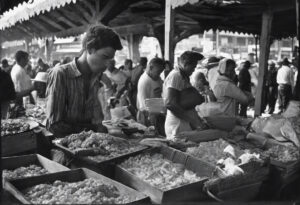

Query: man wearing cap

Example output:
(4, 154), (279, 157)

(277, 58), (294, 112)
(206, 56), (220, 89)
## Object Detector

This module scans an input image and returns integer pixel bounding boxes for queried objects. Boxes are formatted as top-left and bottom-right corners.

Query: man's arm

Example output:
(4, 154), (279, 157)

(225, 83), (249, 105)
(165, 87), (203, 129)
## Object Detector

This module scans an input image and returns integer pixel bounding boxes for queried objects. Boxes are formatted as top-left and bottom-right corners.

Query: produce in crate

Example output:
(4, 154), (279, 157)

(25, 105), (46, 124)
(1, 119), (30, 136)
(262, 144), (299, 163)
(186, 139), (242, 165)
(120, 153), (205, 191)
(23, 178), (131, 204)
(3, 164), (48, 180)
(60, 131), (144, 161)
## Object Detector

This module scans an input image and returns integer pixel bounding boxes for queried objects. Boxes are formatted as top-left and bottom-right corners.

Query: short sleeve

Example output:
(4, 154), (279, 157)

(164, 72), (185, 91)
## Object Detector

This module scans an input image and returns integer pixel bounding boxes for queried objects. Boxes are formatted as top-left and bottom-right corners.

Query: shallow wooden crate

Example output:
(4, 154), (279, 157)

(2, 154), (69, 181)
(2, 130), (37, 157)
(114, 146), (215, 204)
(54, 139), (148, 167)
(4, 168), (149, 204)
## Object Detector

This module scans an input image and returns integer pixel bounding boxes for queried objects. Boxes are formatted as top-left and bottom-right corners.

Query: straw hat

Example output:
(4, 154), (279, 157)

(31, 72), (48, 83)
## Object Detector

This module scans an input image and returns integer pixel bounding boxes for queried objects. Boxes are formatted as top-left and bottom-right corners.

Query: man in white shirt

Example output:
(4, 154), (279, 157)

(277, 58), (294, 112)
(137, 58), (164, 131)
(206, 56), (220, 89)
(10, 50), (34, 106)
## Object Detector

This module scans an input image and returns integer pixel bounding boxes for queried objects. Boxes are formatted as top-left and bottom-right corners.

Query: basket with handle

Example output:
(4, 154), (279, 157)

(144, 98), (166, 114)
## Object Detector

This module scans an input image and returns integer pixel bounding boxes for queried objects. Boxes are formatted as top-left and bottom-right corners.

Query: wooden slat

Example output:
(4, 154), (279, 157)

(294, 0), (300, 100)
(95, 0), (100, 17)
(52, 10), (78, 28)
(254, 8), (273, 116)
(73, 3), (93, 23)
(39, 15), (65, 31)
(80, 0), (95, 16)
(30, 19), (50, 33)
(61, 7), (89, 25)
(97, 0), (118, 21)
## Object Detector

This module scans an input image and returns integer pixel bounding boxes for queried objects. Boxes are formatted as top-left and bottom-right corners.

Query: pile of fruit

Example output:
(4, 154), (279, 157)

(23, 178), (132, 204)
(263, 145), (300, 163)
(120, 153), (205, 191)
(60, 131), (144, 161)
(3, 164), (48, 180)
(186, 139), (241, 165)
(1, 119), (30, 136)
(26, 105), (46, 124)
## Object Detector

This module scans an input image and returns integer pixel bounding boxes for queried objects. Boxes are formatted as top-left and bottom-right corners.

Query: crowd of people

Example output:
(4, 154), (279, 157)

(0, 25), (298, 141)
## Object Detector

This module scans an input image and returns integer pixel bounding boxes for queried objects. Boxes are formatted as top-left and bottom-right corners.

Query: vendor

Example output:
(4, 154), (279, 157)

(200, 58), (253, 117)
(46, 25), (123, 137)
(163, 51), (205, 140)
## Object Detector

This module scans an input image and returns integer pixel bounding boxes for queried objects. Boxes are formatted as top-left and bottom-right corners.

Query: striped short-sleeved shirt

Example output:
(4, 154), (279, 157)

(46, 58), (104, 130)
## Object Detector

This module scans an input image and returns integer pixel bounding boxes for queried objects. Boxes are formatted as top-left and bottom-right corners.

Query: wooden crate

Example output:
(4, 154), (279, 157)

(2, 154), (69, 180)
(4, 168), (149, 204)
(2, 130), (37, 157)
(54, 138), (148, 167)
(114, 146), (215, 204)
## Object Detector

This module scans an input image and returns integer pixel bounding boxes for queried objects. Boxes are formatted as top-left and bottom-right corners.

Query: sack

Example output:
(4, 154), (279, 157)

(282, 101), (300, 118)
(262, 118), (289, 142)
(180, 87), (204, 110)
(280, 120), (300, 147)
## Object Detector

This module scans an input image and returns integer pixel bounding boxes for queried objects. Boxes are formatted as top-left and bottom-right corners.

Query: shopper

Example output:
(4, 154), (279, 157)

(163, 51), (205, 140)
(266, 62), (278, 114)
(238, 61), (252, 117)
(46, 25), (122, 137)
(277, 58), (294, 113)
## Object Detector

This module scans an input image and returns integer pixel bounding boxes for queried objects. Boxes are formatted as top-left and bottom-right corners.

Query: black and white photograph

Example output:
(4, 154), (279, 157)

(0, 0), (300, 204)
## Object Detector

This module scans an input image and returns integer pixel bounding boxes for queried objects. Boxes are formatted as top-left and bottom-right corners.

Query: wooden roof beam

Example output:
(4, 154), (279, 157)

(61, 7), (89, 25)
(16, 25), (33, 38)
(52, 10), (78, 28)
(97, 0), (119, 21)
(39, 15), (65, 31)
(73, 3), (93, 23)
(29, 19), (50, 33)
(80, 0), (95, 17)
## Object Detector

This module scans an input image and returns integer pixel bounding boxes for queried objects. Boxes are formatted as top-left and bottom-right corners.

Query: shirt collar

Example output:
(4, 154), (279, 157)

(68, 58), (101, 86)
(67, 58), (82, 78)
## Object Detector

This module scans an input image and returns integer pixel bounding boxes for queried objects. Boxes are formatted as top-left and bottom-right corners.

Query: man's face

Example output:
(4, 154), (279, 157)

(86, 47), (116, 74)
(20, 56), (29, 68)
(181, 61), (198, 76)
(150, 64), (164, 80)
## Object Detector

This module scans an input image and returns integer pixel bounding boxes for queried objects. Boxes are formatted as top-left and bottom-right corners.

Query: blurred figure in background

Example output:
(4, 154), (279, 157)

(277, 58), (294, 113)
(36, 58), (50, 73)
(248, 53), (259, 97)
(238, 61), (252, 117)
(191, 71), (216, 103)
(265, 61), (278, 114)
(206, 56), (220, 90)
(122, 59), (133, 78)
(1, 59), (12, 73)
(60, 56), (72, 65)
(160, 60), (173, 81)
(130, 57), (148, 110)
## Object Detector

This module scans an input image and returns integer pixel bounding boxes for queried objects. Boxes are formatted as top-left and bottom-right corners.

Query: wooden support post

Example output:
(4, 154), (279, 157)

(164, 0), (175, 66)
(44, 38), (53, 63)
(254, 9), (273, 116)
(294, 0), (300, 100)
(24, 39), (30, 52)
(255, 35), (259, 62)
(127, 34), (141, 65)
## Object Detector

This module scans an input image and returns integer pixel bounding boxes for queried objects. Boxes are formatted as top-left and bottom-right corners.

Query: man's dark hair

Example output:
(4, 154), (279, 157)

(282, 58), (291, 66)
(82, 25), (123, 52)
(15, 50), (29, 64)
(125, 59), (132, 66)
(139, 57), (148, 67)
(243, 61), (251, 69)
(180, 51), (204, 66)
(1, 59), (8, 66)
(37, 58), (43, 64)
(149, 58), (165, 68)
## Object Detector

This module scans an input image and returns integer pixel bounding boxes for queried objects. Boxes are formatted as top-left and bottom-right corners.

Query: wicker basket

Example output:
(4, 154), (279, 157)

(204, 161), (270, 202)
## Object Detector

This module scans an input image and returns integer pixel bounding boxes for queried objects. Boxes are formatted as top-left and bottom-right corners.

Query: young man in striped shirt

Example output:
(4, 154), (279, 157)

(46, 25), (122, 137)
